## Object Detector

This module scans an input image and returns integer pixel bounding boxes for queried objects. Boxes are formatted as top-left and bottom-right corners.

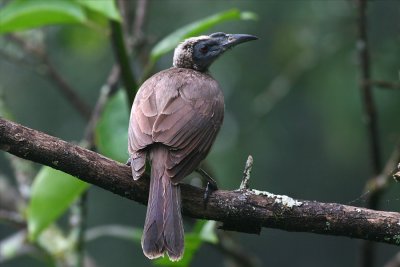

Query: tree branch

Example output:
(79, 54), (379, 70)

(1, 118), (400, 246)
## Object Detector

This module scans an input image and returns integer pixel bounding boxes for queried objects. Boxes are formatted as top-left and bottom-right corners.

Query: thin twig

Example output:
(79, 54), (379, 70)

(116, 0), (150, 81)
(132, 0), (148, 44)
(6, 154), (35, 200)
(356, 0), (382, 266)
(394, 163), (400, 181)
(75, 192), (88, 267)
(0, 174), (20, 212)
(366, 140), (400, 193)
(6, 34), (92, 120)
(0, 210), (25, 228)
(85, 225), (142, 242)
(253, 51), (316, 116)
(239, 155), (253, 190)
(42, 56), (92, 120)
(216, 231), (260, 267)
(117, 0), (133, 38)
(356, 0), (382, 176)
(82, 65), (120, 146)
(110, 20), (137, 105)
(367, 80), (400, 90)
(0, 231), (40, 263)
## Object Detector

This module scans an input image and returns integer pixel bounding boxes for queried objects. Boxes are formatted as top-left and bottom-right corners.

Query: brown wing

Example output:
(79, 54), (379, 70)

(128, 68), (224, 183)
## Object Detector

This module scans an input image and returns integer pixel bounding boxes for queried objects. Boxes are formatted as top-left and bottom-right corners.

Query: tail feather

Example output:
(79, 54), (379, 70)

(163, 176), (184, 260)
(142, 146), (184, 261)
(142, 168), (165, 258)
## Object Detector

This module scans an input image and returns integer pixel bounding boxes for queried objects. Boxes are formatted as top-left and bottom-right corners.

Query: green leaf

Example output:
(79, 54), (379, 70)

(150, 8), (258, 62)
(0, 0), (87, 34)
(28, 166), (89, 241)
(74, 0), (121, 22)
(95, 90), (129, 163)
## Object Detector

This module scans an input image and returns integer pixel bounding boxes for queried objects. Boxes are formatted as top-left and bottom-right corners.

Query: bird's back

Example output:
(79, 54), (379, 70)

(128, 67), (224, 183)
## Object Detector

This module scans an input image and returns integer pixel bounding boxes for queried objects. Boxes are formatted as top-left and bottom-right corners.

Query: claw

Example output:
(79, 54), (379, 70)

(203, 181), (218, 209)
(196, 168), (218, 209)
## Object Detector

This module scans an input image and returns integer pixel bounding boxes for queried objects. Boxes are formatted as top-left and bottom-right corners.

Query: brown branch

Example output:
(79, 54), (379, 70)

(1, 117), (400, 246)
(216, 231), (260, 267)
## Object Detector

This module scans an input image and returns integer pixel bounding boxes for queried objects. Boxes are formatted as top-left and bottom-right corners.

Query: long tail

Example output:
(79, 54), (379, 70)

(142, 145), (184, 261)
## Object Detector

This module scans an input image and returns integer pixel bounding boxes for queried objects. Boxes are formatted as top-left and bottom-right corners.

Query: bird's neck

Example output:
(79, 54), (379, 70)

(172, 66), (210, 75)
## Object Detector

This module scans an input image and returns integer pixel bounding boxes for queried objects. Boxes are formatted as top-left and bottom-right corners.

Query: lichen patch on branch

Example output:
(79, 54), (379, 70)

(250, 189), (303, 208)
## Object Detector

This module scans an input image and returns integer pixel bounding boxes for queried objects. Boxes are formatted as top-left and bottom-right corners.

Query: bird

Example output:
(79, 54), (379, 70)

(128, 32), (258, 261)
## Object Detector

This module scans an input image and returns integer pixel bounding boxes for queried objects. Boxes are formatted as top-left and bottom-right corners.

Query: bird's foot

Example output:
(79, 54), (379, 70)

(203, 181), (218, 208)
(195, 168), (218, 209)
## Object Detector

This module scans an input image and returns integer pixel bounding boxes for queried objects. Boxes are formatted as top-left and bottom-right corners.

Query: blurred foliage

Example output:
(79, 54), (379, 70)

(28, 166), (89, 241)
(0, 0), (400, 267)
(0, 0), (120, 34)
(95, 90), (129, 163)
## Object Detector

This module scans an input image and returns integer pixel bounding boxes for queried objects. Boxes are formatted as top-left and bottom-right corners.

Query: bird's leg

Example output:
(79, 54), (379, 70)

(195, 168), (218, 208)
(196, 167), (218, 190)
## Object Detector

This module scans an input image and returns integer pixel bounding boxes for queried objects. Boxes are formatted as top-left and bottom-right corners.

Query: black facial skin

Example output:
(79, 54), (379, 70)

(192, 39), (222, 71)
(192, 32), (258, 72)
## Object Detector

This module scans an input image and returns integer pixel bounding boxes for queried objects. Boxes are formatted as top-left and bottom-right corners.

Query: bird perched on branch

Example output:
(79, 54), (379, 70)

(128, 32), (258, 261)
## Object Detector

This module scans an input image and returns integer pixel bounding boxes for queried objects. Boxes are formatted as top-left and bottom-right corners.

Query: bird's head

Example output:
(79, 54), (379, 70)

(173, 32), (258, 72)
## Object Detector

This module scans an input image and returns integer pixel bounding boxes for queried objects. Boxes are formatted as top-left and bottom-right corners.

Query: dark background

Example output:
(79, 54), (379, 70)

(1, 0), (400, 266)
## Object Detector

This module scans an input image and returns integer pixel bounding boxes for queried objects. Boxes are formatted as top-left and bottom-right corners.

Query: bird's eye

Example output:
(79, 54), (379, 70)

(200, 45), (208, 54)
